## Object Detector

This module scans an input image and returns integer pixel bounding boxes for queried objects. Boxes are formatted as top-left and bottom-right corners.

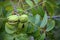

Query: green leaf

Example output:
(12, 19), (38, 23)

(37, 6), (45, 17)
(33, 26), (40, 38)
(46, 20), (55, 32)
(15, 33), (29, 40)
(2, 7), (7, 17)
(5, 6), (13, 11)
(21, 23), (28, 33)
(27, 23), (34, 33)
(17, 8), (23, 12)
(39, 33), (45, 40)
(17, 8), (24, 14)
(31, 8), (38, 15)
(28, 15), (35, 23)
(0, 1), (11, 7)
(5, 26), (15, 34)
(35, 14), (40, 26)
(5, 23), (17, 34)
(4, 34), (14, 40)
(0, 7), (2, 16)
(46, 2), (54, 16)
(28, 15), (35, 33)
(47, 0), (57, 7)
(34, 0), (39, 4)
(40, 13), (48, 28)
(26, 0), (34, 7)
(34, 0), (41, 4)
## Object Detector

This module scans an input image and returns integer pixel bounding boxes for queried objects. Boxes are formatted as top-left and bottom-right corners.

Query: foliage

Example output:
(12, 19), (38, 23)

(0, 0), (58, 40)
